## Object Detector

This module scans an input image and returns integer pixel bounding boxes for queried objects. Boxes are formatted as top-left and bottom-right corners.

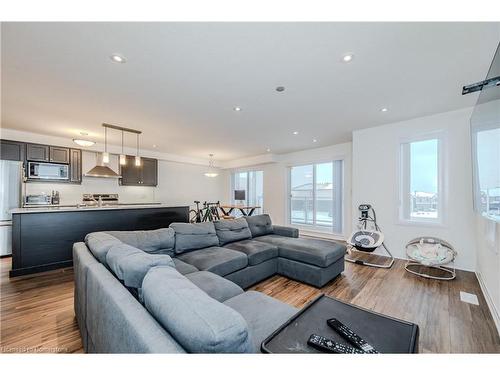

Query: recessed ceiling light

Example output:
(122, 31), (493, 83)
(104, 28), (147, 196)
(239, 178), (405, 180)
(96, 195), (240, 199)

(234, 106), (242, 112)
(110, 54), (126, 63)
(313, 139), (317, 143)
(276, 86), (285, 92)
(293, 131), (299, 135)
(266, 148), (271, 152)
(381, 108), (388, 112)
(342, 54), (354, 63)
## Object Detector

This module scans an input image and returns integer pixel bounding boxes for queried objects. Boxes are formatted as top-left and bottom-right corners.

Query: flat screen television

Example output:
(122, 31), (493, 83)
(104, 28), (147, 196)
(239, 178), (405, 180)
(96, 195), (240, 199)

(234, 190), (246, 201)
(471, 43), (500, 223)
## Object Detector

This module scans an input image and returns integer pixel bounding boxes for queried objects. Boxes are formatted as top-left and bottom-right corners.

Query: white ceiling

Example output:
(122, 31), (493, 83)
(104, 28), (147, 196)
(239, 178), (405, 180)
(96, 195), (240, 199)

(1, 22), (499, 161)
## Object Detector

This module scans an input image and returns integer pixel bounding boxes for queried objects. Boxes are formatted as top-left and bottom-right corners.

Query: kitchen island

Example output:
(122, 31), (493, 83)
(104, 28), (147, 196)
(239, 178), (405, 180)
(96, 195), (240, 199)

(10, 205), (189, 277)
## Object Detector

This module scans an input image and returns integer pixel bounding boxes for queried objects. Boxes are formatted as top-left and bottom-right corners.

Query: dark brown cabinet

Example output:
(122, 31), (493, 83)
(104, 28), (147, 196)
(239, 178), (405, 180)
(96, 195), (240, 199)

(1, 140), (25, 161)
(120, 156), (158, 186)
(26, 143), (50, 161)
(69, 148), (82, 183)
(50, 146), (70, 163)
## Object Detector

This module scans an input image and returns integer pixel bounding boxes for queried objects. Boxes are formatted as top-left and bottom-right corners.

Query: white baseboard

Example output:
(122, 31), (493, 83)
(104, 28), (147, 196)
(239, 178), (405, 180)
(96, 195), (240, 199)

(475, 271), (500, 336)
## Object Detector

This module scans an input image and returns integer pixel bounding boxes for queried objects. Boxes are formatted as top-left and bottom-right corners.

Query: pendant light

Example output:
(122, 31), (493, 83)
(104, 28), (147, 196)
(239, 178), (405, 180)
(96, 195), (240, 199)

(204, 154), (218, 177)
(102, 126), (110, 163)
(119, 130), (126, 165)
(135, 133), (141, 166)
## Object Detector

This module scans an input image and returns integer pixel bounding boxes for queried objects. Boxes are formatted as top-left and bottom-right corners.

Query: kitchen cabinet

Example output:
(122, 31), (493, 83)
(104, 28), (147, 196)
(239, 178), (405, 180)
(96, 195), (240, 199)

(26, 143), (50, 162)
(119, 156), (158, 186)
(69, 148), (82, 183)
(1, 140), (25, 161)
(49, 146), (70, 163)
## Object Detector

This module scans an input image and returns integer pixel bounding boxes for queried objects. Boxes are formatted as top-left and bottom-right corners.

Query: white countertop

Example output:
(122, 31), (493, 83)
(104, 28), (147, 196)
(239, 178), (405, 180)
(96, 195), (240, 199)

(10, 203), (178, 214)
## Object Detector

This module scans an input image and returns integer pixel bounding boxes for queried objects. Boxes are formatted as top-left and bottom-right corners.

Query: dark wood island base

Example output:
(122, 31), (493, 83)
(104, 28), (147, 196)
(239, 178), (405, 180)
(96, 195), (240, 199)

(10, 205), (189, 277)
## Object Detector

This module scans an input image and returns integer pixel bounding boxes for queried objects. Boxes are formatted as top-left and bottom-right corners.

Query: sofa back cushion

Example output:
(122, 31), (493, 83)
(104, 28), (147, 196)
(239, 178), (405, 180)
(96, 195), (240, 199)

(85, 232), (122, 265)
(169, 222), (219, 254)
(244, 214), (274, 238)
(106, 243), (175, 289)
(105, 228), (175, 256)
(142, 266), (253, 353)
(214, 218), (252, 246)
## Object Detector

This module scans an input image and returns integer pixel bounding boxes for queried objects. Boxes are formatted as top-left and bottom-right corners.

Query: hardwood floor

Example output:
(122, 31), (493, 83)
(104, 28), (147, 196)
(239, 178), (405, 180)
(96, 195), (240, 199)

(1, 255), (499, 353)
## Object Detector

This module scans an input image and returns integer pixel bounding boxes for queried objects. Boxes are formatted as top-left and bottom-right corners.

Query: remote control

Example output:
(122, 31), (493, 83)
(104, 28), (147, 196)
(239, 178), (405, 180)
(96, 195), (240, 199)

(307, 334), (364, 354)
(327, 318), (378, 353)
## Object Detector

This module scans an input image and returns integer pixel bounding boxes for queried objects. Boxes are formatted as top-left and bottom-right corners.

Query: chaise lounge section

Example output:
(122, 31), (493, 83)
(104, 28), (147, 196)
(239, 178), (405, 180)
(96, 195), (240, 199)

(73, 214), (346, 353)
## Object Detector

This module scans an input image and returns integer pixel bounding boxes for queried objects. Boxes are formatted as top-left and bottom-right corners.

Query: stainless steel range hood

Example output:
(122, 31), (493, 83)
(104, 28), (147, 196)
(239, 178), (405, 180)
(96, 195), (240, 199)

(84, 153), (121, 178)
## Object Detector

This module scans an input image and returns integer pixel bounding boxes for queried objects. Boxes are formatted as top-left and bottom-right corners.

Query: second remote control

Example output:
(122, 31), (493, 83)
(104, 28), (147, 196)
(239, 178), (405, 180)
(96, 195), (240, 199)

(327, 318), (378, 353)
(307, 334), (364, 354)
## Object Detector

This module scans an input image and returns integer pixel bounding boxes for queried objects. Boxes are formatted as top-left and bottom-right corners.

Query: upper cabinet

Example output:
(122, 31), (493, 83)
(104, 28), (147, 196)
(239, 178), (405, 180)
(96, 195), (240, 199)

(50, 146), (70, 163)
(27, 143), (70, 164)
(69, 148), (82, 184)
(26, 143), (50, 162)
(120, 156), (158, 186)
(1, 140), (25, 161)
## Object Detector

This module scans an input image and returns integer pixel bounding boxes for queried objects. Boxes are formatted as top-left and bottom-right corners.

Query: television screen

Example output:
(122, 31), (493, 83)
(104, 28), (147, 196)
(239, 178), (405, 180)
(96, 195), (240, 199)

(471, 44), (500, 223)
(234, 190), (246, 201)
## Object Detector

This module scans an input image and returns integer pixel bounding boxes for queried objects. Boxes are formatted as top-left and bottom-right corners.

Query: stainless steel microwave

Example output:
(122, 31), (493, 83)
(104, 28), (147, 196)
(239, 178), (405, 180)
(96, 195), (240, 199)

(27, 161), (69, 180)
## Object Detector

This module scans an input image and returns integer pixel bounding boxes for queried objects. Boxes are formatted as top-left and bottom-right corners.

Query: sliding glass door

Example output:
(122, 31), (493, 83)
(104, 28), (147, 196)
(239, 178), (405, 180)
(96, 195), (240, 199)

(289, 161), (343, 233)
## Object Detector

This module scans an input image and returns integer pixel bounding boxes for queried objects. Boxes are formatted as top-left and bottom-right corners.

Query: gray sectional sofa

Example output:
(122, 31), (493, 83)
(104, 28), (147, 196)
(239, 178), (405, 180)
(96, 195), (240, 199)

(73, 214), (346, 353)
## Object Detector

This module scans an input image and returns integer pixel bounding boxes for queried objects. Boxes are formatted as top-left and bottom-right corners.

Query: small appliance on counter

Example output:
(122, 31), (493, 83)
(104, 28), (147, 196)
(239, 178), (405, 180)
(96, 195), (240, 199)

(24, 194), (53, 206)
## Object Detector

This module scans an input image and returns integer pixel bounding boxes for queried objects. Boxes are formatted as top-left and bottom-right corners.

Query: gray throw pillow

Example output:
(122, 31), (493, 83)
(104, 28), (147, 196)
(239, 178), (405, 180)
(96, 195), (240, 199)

(244, 214), (274, 238)
(170, 222), (219, 254)
(142, 266), (253, 353)
(106, 228), (175, 256)
(85, 232), (122, 265)
(214, 218), (252, 246)
(106, 243), (175, 289)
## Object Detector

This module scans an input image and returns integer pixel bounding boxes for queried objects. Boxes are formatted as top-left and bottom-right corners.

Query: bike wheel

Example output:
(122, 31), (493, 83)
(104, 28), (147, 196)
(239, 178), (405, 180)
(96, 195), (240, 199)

(189, 209), (200, 223)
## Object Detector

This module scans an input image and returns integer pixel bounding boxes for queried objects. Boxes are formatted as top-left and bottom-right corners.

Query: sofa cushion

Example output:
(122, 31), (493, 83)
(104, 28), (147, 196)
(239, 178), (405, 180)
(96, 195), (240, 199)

(255, 235), (346, 267)
(224, 240), (278, 266)
(214, 218), (252, 246)
(176, 247), (248, 276)
(224, 291), (298, 352)
(170, 222), (219, 254)
(244, 214), (274, 238)
(172, 258), (198, 275)
(85, 232), (122, 265)
(105, 228), (175, 256)
(185, 271), (244, 302)
(142, 266), (253, 353)
(106, 243), (175, 288)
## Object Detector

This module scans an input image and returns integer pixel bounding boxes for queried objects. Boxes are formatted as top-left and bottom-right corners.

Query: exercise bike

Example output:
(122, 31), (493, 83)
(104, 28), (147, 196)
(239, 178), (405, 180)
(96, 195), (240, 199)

(345, 204), (394, 269)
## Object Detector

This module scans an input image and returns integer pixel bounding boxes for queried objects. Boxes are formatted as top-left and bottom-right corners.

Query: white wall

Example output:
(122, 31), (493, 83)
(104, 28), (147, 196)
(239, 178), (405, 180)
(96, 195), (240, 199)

(352, 107), (476, 271)
(227, 142), (352, 239)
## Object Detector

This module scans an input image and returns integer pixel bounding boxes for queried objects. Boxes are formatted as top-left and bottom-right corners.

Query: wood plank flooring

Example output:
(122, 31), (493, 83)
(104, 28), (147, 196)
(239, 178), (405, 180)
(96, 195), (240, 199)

(1, 255), (499, 353)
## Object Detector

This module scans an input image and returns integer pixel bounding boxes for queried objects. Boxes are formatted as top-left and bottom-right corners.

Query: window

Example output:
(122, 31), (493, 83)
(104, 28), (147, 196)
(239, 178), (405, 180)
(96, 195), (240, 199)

(231, 170), (263, 214)
(400, 137), (443, 223)
(288, 161), (343, 233)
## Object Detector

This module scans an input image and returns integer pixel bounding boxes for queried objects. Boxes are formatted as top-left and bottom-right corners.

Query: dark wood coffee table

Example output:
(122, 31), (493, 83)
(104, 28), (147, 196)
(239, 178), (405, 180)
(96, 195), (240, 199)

(262, 294), (419, 353)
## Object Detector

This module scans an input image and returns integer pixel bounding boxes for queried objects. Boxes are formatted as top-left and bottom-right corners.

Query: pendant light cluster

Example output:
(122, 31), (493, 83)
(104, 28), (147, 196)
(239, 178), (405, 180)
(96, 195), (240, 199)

(204, 154), (218, 178)
(101, 123), (142, 167)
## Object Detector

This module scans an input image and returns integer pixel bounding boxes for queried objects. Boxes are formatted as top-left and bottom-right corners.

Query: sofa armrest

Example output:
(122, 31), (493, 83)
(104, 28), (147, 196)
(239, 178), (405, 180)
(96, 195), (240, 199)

(272, 225), (299, 238)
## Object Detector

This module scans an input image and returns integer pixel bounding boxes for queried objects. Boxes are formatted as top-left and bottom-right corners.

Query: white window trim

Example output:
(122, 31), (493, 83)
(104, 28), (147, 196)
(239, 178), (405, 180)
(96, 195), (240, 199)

(229, 169), (264, 212)
(397, 131), (448, 227)
(286, 158), (345, 236)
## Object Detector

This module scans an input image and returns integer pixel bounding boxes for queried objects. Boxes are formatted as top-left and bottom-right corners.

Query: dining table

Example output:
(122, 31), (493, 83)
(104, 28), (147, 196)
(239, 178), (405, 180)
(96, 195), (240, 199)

(219, 204), (261, 217)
